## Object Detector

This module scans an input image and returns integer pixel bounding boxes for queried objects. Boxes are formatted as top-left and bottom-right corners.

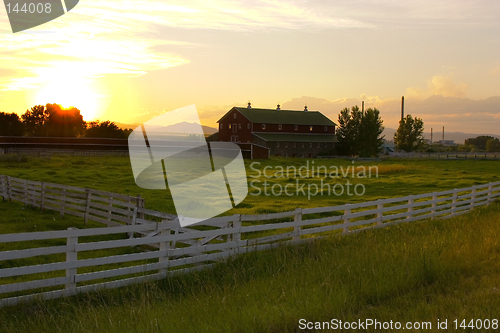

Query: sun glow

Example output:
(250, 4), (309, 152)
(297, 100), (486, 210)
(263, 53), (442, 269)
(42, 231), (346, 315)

(30, 78), (102, 120)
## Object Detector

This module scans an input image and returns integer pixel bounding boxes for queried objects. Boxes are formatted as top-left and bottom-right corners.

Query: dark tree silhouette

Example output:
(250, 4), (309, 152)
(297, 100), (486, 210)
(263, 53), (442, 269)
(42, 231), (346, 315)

(21, 105), (49, 136)
(0, 112), (24, 136)
(45, 103), (86, 137)
(85, 120), (130, 139)
(465, 136), (495, 150)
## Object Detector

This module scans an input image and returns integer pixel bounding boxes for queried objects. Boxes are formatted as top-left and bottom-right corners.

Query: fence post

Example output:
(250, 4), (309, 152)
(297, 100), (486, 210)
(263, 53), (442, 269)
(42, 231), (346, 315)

(407, 196), (414, 220)
(431, 193), (438, 219)
(231, 214), (242, 255)
(487, 183), (493, 205)
(136, 195), (144, 219)
(84, 189), (91, 225)
(293, 208), (302, 241)
(40, 182), (45, 211)
(60, 188), (67, 217)
(7, 176), (12, 202)
(128, 207), (138, 239)
(159, 228), (171, 278)
(0, 175), (6, 201)
(342, 206), (351, 235)
(470, 186), (477, 209)
(451, 189), (458, 216)
(65, 227), (78, 294)
(107, 196), (113, 222)
(376, 200), (383, 226)
(22, 179), (28, 206)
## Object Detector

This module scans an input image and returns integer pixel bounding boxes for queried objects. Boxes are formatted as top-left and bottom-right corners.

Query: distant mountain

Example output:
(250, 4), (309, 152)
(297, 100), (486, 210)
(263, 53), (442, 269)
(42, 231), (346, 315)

(383, 128), (500, 144)
(201, 125), (218, 134)
(114, 121), (217, 135)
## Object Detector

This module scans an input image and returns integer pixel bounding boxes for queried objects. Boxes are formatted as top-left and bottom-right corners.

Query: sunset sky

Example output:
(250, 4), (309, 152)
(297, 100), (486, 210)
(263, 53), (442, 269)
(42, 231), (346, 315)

(1, 0), (499, 134)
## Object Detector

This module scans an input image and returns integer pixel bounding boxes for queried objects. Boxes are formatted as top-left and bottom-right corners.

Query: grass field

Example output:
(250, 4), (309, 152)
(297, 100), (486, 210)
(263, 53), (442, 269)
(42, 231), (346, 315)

(1, 154), (499, 220)
(1, 155), (500, 332)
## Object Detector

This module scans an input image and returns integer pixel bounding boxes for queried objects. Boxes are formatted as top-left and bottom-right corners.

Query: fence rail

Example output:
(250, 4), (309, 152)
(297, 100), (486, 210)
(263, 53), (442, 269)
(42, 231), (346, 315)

(388, 152), (499, 160)
(1, 176), (500, 307)
(0, 175), (145, 227)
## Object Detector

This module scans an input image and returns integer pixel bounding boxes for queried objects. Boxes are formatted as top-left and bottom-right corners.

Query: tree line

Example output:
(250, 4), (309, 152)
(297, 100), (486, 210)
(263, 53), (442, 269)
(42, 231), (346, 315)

(0, 104), (132, 139)
(336, 105), (425, 156)
(463, 136), (500, 152)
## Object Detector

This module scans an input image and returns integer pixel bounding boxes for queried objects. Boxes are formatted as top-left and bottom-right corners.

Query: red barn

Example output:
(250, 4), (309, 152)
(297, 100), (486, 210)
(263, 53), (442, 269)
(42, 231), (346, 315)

(214, 103), (338, 158)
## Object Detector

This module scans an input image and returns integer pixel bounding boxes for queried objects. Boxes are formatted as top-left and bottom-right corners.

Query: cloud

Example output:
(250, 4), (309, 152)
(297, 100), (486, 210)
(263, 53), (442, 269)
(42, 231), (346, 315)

(279, 94), (500, 135)
(406, 75), (468, 99)
(428, 76), (468, 98)
(0, 0), (376, 92)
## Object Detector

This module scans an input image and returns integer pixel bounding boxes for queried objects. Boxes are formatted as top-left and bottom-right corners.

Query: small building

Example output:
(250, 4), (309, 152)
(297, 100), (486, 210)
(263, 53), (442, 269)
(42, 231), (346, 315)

(214, 103), (338, 158)
(435, 140), (457, 146)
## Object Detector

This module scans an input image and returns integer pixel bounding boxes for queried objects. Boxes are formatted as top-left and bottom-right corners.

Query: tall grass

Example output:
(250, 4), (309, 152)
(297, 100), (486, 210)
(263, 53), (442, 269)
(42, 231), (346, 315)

(1, 155), (500, 218)
(1, 202), (500, 332)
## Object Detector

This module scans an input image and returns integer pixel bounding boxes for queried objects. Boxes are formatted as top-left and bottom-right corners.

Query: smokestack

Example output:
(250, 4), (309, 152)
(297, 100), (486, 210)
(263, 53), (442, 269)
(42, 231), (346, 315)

(442, 126), (444, 141)
(401, 96), (404, 121)
(431, 128), (433, 143)
(362, 101), (364, 115)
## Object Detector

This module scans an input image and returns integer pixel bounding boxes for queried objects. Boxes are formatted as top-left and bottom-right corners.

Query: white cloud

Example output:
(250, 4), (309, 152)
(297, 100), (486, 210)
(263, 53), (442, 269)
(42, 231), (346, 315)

(406, 75), (468, 99)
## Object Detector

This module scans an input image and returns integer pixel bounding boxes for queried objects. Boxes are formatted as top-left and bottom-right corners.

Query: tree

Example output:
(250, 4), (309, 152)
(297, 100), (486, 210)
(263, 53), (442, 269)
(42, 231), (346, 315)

(486, 138), (500, 152)
(85, 120), (129, 138)
(21, 105), (49, 136)
(336, 106), (384, 156)
(0, 112), (24, 136)
(336, 106), (362, 156)
(465, 136), (494, 150)
(359, 107), (384, 157)
(394, 115), (424, 152)
(45, 103), (86, 137)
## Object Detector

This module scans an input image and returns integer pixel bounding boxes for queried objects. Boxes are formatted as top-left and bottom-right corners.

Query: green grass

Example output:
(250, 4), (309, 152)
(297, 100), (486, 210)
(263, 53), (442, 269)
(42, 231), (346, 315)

(0, 202), (499, 332)
(1, 155), (500, 332)
(1, 154), (499, 219)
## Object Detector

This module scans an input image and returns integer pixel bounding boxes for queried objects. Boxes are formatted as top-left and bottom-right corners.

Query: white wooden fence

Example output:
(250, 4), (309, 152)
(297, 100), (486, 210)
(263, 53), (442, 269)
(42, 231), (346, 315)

(389, 152), (499, 160)
(0, 178), (499, 307)
(0, 175), (145, 227)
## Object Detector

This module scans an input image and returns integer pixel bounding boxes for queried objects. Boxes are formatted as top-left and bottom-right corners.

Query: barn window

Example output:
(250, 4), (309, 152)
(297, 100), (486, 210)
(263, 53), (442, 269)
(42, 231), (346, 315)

(309, 126), (313, 131)
(324, 126), (328, 132)
(247, 123), (251, 129)
(262, 124), (266, 129)
(278, 125), (282, 130)
(229, 124), (231, 129)
(238, 124), (241, 129)
(285, 142), (288, 148)
(220, 124), (223, 130)
(294, 125), (298, 131)
(233, 113), (237, 119)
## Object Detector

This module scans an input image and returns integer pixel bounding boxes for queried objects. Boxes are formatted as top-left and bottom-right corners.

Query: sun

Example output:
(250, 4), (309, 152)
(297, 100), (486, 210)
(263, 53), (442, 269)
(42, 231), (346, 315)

(28, 75), (103, 121)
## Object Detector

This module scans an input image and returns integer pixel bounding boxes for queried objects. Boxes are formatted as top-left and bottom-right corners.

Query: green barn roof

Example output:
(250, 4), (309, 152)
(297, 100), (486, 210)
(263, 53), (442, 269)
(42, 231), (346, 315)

(218, 107), (336, 126)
